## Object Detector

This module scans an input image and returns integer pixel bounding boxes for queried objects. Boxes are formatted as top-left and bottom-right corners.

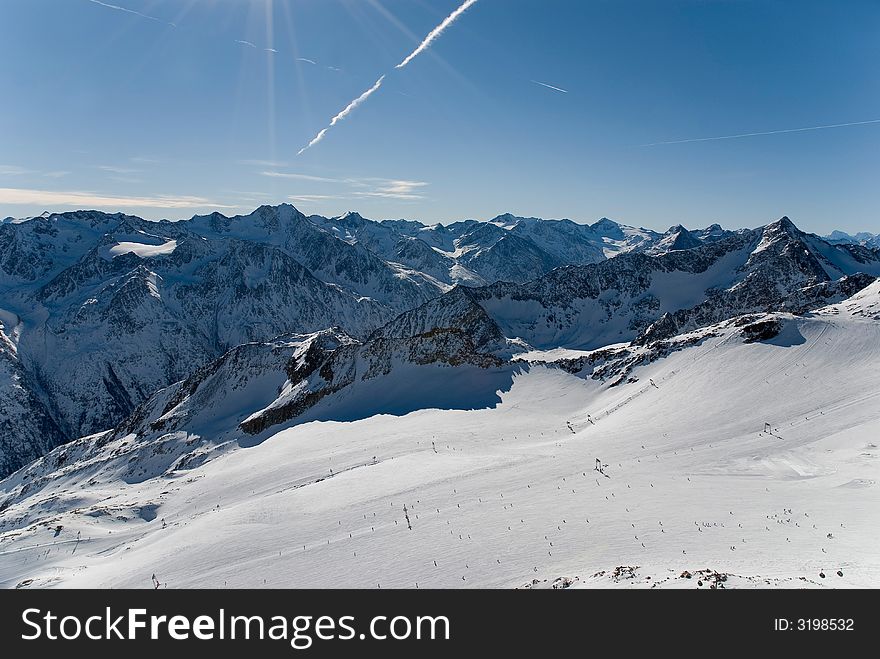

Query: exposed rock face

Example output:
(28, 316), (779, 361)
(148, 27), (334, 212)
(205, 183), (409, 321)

(239, 328), (505, 436)
(740, 319), (783, 343)
(370, 287), (506, 352)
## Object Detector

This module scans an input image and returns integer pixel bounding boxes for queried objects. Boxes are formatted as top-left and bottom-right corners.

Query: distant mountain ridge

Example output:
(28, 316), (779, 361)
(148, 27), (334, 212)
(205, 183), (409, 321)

(824, 230), (880, 249)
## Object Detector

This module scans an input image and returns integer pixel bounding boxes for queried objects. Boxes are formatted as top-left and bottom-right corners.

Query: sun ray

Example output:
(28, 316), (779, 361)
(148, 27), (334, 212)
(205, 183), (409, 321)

(279, 0), (315, 137)
(264, 0), (278, 163)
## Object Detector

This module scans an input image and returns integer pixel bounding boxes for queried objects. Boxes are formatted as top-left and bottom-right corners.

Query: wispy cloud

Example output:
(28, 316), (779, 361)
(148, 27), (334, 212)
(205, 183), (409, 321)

(298, 75), (386, 155)
(1, 165), (71, 178)
(0, 187), (231, 209)
(641, 118), (880, 147)
(353, 180), (428, 200)
(264, 171), (429, 202)
(238, 159), (290, 168)
(261, 171), (342, 183)
(288, 194), (343, 203)
(98, 165), (142, 175)
(235, 40), (257, 49)
(265, 48), (278, 54)
(85, 0), (175, 27)
(0, 165), (34, 176)
(531, 80), (568, 94)
(297, 57), (317, 65)
(396, 0), (480, 69)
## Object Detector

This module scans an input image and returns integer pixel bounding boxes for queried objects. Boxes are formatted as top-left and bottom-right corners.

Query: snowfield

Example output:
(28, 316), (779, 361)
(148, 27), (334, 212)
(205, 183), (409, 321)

(0, 284), (877, 589)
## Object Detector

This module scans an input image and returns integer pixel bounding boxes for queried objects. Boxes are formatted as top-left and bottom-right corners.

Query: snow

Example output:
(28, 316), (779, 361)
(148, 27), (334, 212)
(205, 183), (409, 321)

(1, 287), (878, 589)
(513, 345), (627, 362)
(104, 240), (178, 259)
(2, 208), (879, 588)
(647, 244), (754, 312)
(448, 263), (487, 286)
(0, 308), (19, 335)
(805, 235), (880, 278)
(292, 360), (521, 425)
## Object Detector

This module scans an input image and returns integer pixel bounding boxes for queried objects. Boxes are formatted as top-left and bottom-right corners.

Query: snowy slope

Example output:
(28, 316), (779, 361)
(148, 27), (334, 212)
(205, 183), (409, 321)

(590, 218), (662, 256)
(1, 283), (878, 588)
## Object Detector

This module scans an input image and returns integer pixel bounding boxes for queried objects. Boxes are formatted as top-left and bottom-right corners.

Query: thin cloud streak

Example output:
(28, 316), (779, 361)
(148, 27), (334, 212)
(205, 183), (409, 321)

(238, 159), (290, 168)
(0, 165), (34, 176)
(641, 118), (880, 146)
(531, 80), (568, 94)
(235, 40), (257, 48)
(85, 0), (175, 27)
(0, 187), (231, 209)
(396, 0), (480, 69)
(298, 75), (386, 155)
(288, 194), (343, 203)
(268, 174), (429, 202)
(1, 165), (71, 178)
(261, 171), (341, 183)
(297, 0), (479, 156)
(297, 58), (318, 65)
(354, 179), (428, 200)
(98, 165), (142, 174)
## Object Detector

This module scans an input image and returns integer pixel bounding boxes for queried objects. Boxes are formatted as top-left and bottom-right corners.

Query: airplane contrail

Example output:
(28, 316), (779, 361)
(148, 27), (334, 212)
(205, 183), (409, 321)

(531, 80), (568, 94)
(86, 0), (175, 26)
(641, 118), (880, 146)
(396, 0), (480, 69)
(298, 0), (479, 155)
(298, 76), (386, 155)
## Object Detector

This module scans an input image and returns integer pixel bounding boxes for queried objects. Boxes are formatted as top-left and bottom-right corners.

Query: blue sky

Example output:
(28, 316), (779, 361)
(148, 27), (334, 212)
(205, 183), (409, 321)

(1, 0), (878, 233)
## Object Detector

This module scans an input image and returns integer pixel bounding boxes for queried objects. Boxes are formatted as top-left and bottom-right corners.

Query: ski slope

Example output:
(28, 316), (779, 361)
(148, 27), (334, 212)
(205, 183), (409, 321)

(0, 286), (878, 589)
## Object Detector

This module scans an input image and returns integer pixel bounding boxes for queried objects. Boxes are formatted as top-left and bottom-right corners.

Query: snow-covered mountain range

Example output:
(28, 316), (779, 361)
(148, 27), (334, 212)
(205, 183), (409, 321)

(824, 230), (880, 250)
(1, 206), (878, 478)
(2, 274), (878, 588)
(1, 205), (879, 590)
